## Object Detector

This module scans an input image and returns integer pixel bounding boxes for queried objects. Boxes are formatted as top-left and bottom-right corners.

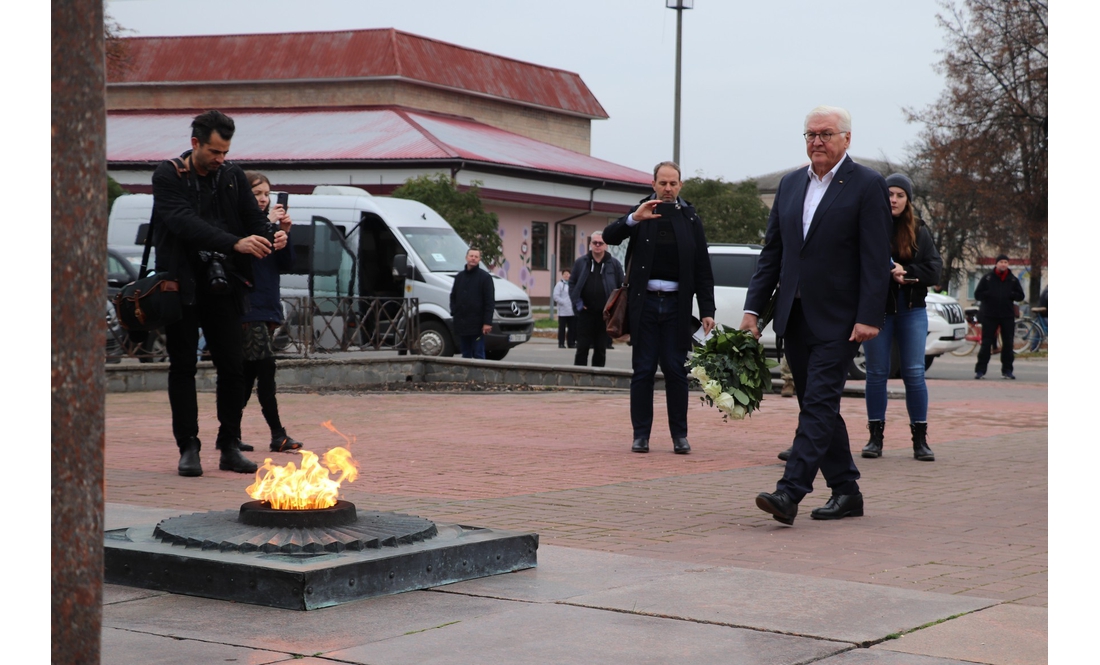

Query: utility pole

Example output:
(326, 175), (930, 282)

(667, 1), (693, 164)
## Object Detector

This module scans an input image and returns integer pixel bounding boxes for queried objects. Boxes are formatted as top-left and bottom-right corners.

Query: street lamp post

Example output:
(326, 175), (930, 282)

(666, 0), (693, 165)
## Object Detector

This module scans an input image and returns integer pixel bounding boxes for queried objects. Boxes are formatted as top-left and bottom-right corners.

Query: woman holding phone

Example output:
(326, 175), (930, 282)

(230, 171), (304, 453)
(860, 173), (942, 462)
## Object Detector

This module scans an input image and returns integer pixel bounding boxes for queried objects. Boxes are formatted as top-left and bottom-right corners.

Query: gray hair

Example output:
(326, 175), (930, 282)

(652, 161), (682, 180)
(804, 106), (852, 133)
(590, 231), (604, 242)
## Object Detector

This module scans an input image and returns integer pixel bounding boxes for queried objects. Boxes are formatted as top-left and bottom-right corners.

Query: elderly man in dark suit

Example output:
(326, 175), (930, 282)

(740, 106), (892, 525)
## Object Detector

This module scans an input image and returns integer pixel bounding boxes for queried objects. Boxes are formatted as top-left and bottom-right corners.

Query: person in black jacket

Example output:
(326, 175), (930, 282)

(450, 248), (495, 359)
(152, 110), (287, 477)
(860, 174), (942, 462)
(974, 254), (1025, 379)
(568, 232), (624, 367)
(236, 171), (304, 454)
(603, 161), (716, 455)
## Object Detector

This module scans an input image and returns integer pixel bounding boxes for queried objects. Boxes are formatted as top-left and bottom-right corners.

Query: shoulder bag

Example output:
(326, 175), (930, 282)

(113, 187), (183, 331)
(603, 253), (633, 339)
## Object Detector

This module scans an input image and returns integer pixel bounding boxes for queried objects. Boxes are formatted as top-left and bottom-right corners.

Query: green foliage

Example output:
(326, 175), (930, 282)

(687, 325), (778, 422)
(681, 177), (769, 244)
(392, 174), (504, 267)
(108, 175), (128, 213)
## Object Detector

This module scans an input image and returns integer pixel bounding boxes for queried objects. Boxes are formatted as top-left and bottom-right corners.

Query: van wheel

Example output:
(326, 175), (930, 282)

(925, 355), (934, 371)
(419, 321), (454, 357)
(848, 344), (867, 380)
(485, 349), (508, 361)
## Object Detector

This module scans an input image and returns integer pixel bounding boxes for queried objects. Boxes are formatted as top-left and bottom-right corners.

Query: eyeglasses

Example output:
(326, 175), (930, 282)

(803, 131), (847, 143)
(590, 241), (605, 247)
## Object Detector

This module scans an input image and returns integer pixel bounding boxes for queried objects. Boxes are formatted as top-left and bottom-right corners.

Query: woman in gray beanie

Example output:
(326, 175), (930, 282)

(860, 174), (942, 462)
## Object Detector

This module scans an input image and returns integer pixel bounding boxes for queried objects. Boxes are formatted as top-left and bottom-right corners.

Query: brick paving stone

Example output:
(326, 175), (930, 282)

(105, 376), (1046, 609)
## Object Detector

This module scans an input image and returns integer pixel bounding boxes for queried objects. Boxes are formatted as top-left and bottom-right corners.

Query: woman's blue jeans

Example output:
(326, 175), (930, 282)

(863, 306), (929, 423)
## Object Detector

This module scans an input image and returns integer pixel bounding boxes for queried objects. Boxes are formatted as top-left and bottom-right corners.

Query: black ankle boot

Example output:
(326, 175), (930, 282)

(861, 420), (885, 458)
(219, 444), (259, 473)
(178, 436), (203, 477)
(911, 422), (934, 461)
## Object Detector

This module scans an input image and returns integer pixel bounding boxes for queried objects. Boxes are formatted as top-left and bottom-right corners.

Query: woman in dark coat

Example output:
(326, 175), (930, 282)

(860, 174), (942, 462)
(602, 161), (716, 455)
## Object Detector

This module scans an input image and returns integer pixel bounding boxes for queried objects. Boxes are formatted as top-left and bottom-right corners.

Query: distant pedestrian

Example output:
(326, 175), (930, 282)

(974, 254), (1025, 380)
(552, 269), (576, 349)
(450, 248), (495, 359)
(569, 232), (623, 367)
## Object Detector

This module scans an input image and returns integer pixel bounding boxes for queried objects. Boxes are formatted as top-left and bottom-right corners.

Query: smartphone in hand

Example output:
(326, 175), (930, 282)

(276, 192), (289, 211)
(655, 201), (679, 217)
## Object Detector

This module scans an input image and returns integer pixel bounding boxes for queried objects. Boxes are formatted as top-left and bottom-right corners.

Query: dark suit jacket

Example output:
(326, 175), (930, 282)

(603, 196), (716, 351)
(744, 156), (892, 340)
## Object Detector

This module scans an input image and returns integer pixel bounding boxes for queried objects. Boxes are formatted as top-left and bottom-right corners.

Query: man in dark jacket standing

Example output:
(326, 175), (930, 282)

(450, 248), (495, 359)
(603, 162), (716, 454)
(152, 110), (287, 477)
(568, 232), (624, 367)
(974, 254), (1025, 379)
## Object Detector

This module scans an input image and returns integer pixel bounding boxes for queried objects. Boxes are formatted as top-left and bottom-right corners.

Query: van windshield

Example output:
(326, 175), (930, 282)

(399, 227), (472, 272)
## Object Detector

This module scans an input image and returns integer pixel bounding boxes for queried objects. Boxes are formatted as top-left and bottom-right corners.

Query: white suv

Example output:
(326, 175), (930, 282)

(697, 244), (968, 379)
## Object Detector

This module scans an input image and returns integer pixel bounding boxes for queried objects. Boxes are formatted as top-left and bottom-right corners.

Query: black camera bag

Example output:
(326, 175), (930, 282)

(113, 199), (182, 331)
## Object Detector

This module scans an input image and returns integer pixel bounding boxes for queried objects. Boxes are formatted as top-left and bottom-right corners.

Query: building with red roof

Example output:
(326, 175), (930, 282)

(106, 28), (653, 302)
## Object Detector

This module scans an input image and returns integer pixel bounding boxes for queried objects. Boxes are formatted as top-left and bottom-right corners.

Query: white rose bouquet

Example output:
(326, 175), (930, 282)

(687, 325), (778, 421)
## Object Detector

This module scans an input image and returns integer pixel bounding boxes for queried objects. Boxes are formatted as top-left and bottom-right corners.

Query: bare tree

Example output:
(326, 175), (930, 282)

(908, 0), (1047, 302)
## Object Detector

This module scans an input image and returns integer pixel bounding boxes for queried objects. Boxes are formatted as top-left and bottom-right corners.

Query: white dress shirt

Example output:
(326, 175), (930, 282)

(802, 153), (848, 238)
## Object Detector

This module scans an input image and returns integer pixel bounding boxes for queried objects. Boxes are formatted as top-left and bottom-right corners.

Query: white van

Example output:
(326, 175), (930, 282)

(106, 188), (534, 359)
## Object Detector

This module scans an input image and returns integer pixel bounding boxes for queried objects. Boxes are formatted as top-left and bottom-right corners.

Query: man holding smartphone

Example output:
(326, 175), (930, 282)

(602, 161), (716, 455)
(152, 110), (288, 477)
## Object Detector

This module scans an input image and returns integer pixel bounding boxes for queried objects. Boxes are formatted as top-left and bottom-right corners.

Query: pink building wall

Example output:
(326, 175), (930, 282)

(486, 204), (619, 306)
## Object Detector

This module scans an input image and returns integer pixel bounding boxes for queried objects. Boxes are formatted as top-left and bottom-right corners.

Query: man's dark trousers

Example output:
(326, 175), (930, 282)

(630, 291), (689, 438)
(976, 315), (1015, 375)
(778, 301), (861, 502)
(459, 334), (486, 359)
(166, 292), (247, 449)
(574, 308), (608, 367)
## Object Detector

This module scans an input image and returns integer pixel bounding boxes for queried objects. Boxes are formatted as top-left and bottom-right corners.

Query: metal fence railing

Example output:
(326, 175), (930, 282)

(106, 297), (420, 363)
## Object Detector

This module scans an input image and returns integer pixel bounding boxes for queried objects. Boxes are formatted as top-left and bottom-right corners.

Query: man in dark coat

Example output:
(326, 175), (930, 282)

(450, 248), (495, 359)
(152, 110), (287, 477)
(568, 232), (624, 367)
(740, 106), (892, 525)
(973, 254), (1025, 379)
(603, 161), (716, 455)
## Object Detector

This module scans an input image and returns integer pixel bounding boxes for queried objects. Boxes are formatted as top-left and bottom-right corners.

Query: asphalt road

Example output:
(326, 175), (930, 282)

(508, 334), (1048, 384)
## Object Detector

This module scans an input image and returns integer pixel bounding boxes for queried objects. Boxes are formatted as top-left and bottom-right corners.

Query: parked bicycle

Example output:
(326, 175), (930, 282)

(951, 305), (1046, 356)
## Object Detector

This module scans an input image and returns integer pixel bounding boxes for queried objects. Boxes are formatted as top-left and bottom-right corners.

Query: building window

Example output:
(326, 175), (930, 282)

(559, 224), (575, 272)
(531, 222), (548, 270)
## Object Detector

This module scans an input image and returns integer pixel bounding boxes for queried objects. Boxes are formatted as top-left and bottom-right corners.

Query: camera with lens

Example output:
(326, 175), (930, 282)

(197, 251), (230, 294)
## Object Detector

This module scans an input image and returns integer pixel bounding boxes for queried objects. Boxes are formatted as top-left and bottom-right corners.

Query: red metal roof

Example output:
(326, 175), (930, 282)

(110, 29), (608, 119)
(106, 108), (650, 187)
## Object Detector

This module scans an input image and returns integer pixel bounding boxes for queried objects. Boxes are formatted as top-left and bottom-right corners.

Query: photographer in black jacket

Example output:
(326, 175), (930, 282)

(152, 110), (287, 477)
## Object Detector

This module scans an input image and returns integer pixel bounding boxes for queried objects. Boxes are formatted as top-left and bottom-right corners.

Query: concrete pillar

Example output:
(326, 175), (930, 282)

(52, 0), (106, 662)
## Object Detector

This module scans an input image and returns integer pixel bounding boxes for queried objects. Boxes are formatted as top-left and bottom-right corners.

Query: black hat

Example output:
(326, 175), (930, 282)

(884, 173), (914, 202)
(995, 253), (1010, 263)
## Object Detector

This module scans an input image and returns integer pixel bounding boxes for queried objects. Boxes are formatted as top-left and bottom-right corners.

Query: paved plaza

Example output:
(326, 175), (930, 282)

(102, 363), (1048, 664)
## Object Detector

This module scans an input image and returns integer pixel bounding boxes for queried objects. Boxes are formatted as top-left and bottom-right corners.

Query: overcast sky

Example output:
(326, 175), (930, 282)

(105, 0), (950, 181)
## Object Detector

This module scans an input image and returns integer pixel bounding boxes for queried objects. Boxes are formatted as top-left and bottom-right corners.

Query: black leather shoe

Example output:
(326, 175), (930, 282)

(777, 447), (792, 461)
(270, 434), (304, 453)
(219, 446), (259, 473)
(631, 438), (649, 453)
(673, 437), (691, 454)
(810, 492), (864, 520)
(755, 491), (798, 525)
(178, 437), (203, 477)
(215, 438), (254, 452)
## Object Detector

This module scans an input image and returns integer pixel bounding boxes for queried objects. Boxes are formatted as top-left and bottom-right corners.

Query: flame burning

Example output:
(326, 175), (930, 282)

(246, 421), (359, 510)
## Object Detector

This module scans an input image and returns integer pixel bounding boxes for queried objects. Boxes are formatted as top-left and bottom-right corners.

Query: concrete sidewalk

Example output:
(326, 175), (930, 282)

(102, 374), (1047, 664)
